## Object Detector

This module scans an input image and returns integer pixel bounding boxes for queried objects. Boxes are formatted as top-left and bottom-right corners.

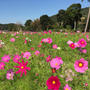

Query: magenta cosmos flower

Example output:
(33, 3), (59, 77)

(14, 59), (31, 77)
(53, 44), (58, 49)
(23, 51), (31, 59)
(78, 38), (87, 48)
(10, 38), (15, 42)
(46, 76), (61, 90)
(13, 54), (21, 63)
(47, 38), (52, 44)
(64, 84), (72, 90)
(50, 57), (63, 70)
(69, 43), (76, 49)
(0, 62), (5, 70)
(74, 58), (88, 73)
(46, 55), (51, 62)
(1, 55), (11, 62)
(34, 50), (40, 56)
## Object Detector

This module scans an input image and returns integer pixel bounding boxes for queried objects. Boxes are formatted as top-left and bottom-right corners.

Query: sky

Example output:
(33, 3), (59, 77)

(0, 0), (89, 24)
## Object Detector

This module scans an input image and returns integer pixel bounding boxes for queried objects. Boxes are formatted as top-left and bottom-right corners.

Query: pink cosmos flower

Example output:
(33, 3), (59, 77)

(50, 57), (63, 70)
(69, 43), (76, 49)
(46, 55), (51, 62)
(74, 42), (80, 47)
(67, 40), (73, 45)
(24, 40), (27, 44)
(82, 49), (87, 54)
(86, 35), (90, 41)
(13, 55), (21, 63)
(46, 76), (61, 90)
(74, 58), (88, 73)
(64, 84), (72, 90)
(34, 50), (40, 56)
(6, 69), (14, 80)
(1, 55), (11, 62)
(10, 38), (15, 42)
(78, 38), (87, 48)
(47, 38), (52, 44)
(48, 30), (52, 34)
(14, 59), (31, 77)
(23, 52), (31, 59)
(53, 44), (58, 49)
(0, 62), (5, 70)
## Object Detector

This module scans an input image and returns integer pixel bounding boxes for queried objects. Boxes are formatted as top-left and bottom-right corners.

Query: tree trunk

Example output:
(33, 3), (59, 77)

(84, 7), (90, 32)
(74, 21), (76, 30)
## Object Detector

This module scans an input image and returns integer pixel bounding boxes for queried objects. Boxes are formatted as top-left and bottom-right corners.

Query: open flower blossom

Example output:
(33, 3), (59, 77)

(10, 38), (15, 42)
(14, 59), (31, 77)
(78, 38), (87, 48)
(34, 50), (40, 56)
(74, 58), (88, 73)
(6, 69), (14, 80)
(69, 43), (76, 49)
(13, 54), (21, 63)
(50, 57), (63, 70)
(23, 51), (31, 59)
(46, 76), (61, 90)
(1, 55), (11, 62)
(0, 62), (5, 70)
(41, 38), (52, 44)
(64, 84), (72, 90)
(53, 44), (58, 49)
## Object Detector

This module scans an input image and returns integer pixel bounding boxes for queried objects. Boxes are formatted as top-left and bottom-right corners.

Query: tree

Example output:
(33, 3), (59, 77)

(67, 3), (82, 30)
(24, 19), (32, 31)
(82, 0), (90, 32)
(40, 15), (54, 30)
(57, 9), (65, 27)
(32, 19), (41, 31)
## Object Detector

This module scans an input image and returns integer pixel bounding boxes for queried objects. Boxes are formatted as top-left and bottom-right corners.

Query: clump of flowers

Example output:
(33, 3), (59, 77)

(34, 50), (40, 56)
(50, 56), (63, 70)
(41, 38), (52, 44)
(14, 59), (31, 77)
(23, 51), (31, 59)
(6, 69), (14, 80)
(1, 55), (11, 62)
(46, 76), (61, 90)
(13, 54), (21, 63)
(0, 62), (5, 70)
(74, 58), (88, 73)
(63, 84), (72, 90)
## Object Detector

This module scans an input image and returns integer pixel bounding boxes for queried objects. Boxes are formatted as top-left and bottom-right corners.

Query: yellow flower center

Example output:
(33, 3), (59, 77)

(52, 81), (56, 84)
(65, 88), (69, 90)
(81, 41), (84, 44)
(79, 63), (83, 67)
(55, 63), (58, 66)
(1, 65), (3, 67)
(21, 66), (24, 69)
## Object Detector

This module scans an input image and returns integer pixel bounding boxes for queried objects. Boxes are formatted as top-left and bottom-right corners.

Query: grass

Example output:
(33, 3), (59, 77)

(0, 31), (90, 90)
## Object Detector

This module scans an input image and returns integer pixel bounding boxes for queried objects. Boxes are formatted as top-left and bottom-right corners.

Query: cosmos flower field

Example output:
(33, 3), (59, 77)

(0, 30), (90, 90)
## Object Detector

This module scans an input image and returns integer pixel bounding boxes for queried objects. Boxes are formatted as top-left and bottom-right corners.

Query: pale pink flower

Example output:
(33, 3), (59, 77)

(1, 55), (11, 62)
(53, 44), (58, 49)
(50, 57), (63, 70)
(64, 84), (72, 90)
(23, 52), (31, 59)
(74, 58), (88, 73)
(34, 50), (40, 56)
(10, 38), (15, 42)
(82, 49), (87, 53)
(67, 40), (73, 45)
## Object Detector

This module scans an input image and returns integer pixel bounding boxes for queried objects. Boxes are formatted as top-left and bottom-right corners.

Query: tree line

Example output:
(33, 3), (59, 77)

(0, 3), (90, 32)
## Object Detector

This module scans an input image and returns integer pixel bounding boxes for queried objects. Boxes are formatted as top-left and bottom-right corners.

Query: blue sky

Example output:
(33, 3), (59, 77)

(0, 0), (89, 24)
